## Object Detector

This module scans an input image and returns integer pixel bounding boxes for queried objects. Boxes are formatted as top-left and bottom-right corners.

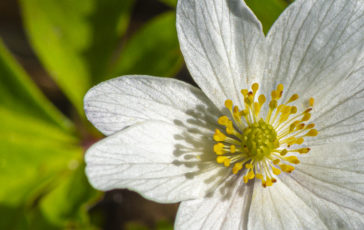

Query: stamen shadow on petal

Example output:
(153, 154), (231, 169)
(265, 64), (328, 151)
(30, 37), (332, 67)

(171, 103), (252, 200)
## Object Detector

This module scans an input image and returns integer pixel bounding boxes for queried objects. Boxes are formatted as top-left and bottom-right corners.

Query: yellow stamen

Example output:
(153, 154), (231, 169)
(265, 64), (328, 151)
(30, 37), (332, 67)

(285, 156), (300, 164)
(280, 164), (295, 173)
(213, 129), (226, 141)
(287, 94), (299, 103)
(305, 129), (318, 137)
(225, 99), (233, 110)
(213, 83), (317, 187)
(272, 166), (281, 175)
(309, 97), (315, 107)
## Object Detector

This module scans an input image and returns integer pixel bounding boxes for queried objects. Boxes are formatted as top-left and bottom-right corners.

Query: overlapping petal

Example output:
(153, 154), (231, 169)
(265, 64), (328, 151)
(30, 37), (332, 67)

(264, 0), (364, 130)
(309, 90), (364, 145)
(248, 181), (327, 230)
(177, 0), (266, 109)
(85, 121), (229, 203)
(248, 143), (364, 230)
(175, 179), (253, 230)
(289, 143), (364, 214)
(84, 75), (220, 135)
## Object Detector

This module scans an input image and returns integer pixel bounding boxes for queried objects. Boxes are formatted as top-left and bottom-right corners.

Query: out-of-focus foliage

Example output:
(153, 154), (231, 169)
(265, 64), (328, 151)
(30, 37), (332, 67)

(0, 41), (97, 229)
(0, 0), (291, 229)
(158, 0), (291, 34)
(158, 0), (177, 8)
(125, 220), (174, 230)
(19, 0), (135, 115)
(111, 12), (182, 77)
(246, 0), (292, 34)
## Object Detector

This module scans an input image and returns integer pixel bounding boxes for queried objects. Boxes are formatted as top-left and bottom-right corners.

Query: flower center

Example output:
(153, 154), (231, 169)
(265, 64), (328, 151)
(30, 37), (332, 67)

(242, 119), (278, 161)
(213, 83), (318, 187)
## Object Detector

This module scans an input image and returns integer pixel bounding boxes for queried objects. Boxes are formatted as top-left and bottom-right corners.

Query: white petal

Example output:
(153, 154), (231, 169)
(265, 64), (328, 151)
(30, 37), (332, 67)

(175, 179), (253, 230)
(84, 75), (220, 135)
(177, 0), (266, 109)
(85, 121), (229, 203)
(263, 0), (364, 114)
(287, 143), (364, 222)
(248, 181), (327, 230)
(280, 177), (364, 230)
(310, 90), (364, 144)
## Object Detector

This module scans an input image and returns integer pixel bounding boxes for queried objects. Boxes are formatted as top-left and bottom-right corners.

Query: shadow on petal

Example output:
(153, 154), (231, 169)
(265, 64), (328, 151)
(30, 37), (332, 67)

(171, 103), (252, 200)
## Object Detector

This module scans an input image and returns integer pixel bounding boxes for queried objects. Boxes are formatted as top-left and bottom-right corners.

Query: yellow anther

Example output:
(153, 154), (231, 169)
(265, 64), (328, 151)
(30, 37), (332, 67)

(226, 121), (235, 135)
(285, 156), (300, 164)
(280, 164), (295, 173)
(262, 180), (267, 187)
(301, 113), (311, 121)
(266, 178), (273, 186)
(287, 94), (299, 103)
(256, 173), (263, 180)
(245, 163), (253, 169)
(252, 83), (259, 95)
(247, 170), (255, 179)
(232, 162), (243, 174)
(233, 106), (241, 120)
(256, 95), (265, 107)
(289, 121), (299, 132)
(280, 149), (288, 156)
(272, 167), (281, 175)
(230, 145), (236, 153)
(241, 89), (248, 97)
(290, 106), (297, 114)
(213, 129), (226, 141)
(240, 109), (249, 117)
(269, 100), (278, 110)
(309, 97), (315, 107)
(271, 90), (278, 99)
(216, 156), (228, 163)
(224, 159), (231, 167)
(305, 129), (318, 137)
(279, 113), (290, 123)
(272, 159), (280, 164)
(218, 116), (229, 126)
(295, 123), (305, 131)
(296, 137), (304, 145)
(213, 143), (225, 155)
(277, 84), (284, 93)
(225, 100), (233, 110)
(284, 137), (297, 146)
(281, 105), (291, 114)
(297, 148), (310, 154)
(243, 175), (248, 184)
(245, 93), (254, 105)
(306, 123), (315, 129)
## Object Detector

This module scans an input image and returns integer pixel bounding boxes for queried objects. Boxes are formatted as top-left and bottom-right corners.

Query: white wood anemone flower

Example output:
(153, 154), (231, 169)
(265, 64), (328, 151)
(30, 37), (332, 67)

(84, 0), (364, 229)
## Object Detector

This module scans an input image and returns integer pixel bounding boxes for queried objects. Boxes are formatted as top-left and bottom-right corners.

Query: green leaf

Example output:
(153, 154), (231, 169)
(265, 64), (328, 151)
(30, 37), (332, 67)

(246, 0), (291, 34)
(0, 41), (97, 229)
(0, 41), (80, 205)
(39, 164), (99, 228)
(111, 12), (183, 78)
(158, 0), (177, 8)
(0, 40), (70, 129)
(19, 0), (135, 114)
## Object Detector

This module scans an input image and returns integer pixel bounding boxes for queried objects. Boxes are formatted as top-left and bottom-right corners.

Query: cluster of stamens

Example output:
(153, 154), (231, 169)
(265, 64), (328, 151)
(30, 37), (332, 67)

(213, 83), (318, 187)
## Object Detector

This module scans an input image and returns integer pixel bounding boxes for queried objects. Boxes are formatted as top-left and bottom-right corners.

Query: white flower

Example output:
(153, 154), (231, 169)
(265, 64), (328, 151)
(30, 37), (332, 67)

(84, 0), (364, 229)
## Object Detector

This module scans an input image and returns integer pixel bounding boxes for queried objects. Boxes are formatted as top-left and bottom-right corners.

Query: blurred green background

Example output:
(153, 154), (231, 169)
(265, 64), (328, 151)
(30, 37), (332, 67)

(0, 0), (292, 229)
